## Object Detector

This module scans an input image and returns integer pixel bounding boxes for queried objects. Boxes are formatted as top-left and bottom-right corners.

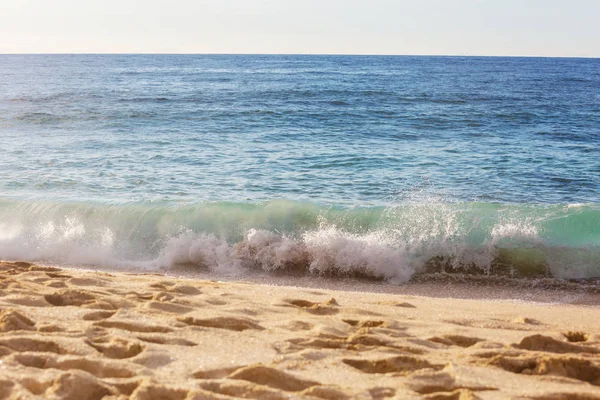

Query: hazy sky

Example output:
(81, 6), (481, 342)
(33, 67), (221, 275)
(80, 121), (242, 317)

(1, 0), (598, 56)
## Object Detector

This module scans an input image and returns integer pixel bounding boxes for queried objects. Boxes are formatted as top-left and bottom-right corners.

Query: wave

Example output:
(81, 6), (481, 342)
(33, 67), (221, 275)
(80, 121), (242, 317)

(14, 112), (69, 124)
(0, 199), (599, 282)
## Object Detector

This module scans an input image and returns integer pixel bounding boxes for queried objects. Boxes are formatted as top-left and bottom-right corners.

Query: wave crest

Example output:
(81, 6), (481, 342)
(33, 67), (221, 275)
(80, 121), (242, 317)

(0, 199), (599, 281)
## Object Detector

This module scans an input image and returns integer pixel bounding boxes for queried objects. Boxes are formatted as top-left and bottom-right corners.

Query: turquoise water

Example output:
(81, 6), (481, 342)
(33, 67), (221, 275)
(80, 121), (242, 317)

(1, 55), (599, 280)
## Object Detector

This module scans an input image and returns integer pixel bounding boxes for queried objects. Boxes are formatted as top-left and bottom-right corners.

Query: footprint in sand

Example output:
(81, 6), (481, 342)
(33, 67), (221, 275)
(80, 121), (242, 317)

(404, 370), (497, 396)
(129, 382), (189, 400)
(132, 353), (174, 368)
(115, 290), (154, 301)
(428, 335), (485, 348)
(44, 371), (120, 400)
(66, 276), (110, 287)
(0, 337), (69, 354)
(86, 336), (145, 359)
(171, 285), (202, 295)
(227, 364), (318, 392)
(94, 320), (173, 333)
(284, 322), (423, 355)
(82, 310), (116, 321)
(0, 310), (36, 332)
(484, 354), (600, 386)
(512, 316), (542, 325)
(444, 317), (537, 331)
(279, 320), (314, 332)
(44, 289), (99, 307)
(37, 324), (65, 333)
(282, 298), (340, 315)
(515, 334), (599, 354)
(367, 387), (396, 399)
(148, 281), (177, 291)
(196, 379), (305, 399)
(376, 300), (417, 308)
(303, 385), (354, 400)
(152, 292), (174, 302)
(563, 331), (589, 343)
(177, 316), (264, 331)
(304, 290), (327, 296)
(44, 280), (69, 289)
(11, 353), (137, 378)
(143, 301), (194, 314)
(204, 298), (228, 306)
(44, 271), (72, 279)
(2, 295), (52, 308)
(343, 355), (443, 375)
(342, 319), (385, 328)
(136, 335), (197, 347)
(192, 365), (243, 379)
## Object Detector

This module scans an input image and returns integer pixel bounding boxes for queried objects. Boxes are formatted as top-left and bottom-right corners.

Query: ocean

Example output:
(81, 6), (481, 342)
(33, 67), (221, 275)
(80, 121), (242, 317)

(0, 54), (599, 283)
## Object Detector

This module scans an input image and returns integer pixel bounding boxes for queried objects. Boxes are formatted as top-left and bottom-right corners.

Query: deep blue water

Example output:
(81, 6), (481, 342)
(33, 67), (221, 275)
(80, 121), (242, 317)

(2, 55), (599, 205)
(0, 55), (599, 280)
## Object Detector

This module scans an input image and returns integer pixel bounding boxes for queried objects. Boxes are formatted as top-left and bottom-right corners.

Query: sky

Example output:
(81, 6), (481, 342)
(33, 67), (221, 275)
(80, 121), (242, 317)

(1, 0), (599, 57)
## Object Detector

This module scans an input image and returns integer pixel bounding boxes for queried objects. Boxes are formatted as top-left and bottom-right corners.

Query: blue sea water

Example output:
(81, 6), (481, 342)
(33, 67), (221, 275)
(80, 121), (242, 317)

(0, 55), (599, 281)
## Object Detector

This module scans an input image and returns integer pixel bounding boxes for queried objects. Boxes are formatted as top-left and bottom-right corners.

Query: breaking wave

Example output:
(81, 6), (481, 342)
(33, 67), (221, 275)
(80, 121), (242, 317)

(0, 199), (599, 282)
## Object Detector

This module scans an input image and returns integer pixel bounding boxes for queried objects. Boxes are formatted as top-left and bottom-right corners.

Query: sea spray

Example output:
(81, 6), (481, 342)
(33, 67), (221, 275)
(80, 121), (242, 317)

(0, 199), (598, 281)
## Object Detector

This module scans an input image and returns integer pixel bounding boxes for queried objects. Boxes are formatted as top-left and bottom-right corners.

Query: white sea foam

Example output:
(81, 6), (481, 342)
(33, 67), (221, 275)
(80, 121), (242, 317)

(0, 200), (598, 281)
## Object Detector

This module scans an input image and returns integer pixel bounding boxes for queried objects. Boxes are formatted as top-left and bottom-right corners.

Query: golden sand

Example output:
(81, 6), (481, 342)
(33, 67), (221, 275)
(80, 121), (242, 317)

(0, 261), (599, 399)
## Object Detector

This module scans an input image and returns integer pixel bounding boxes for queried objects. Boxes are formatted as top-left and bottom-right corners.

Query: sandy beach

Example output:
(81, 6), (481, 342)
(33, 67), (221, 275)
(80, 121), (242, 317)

(0, 261), (597, 399)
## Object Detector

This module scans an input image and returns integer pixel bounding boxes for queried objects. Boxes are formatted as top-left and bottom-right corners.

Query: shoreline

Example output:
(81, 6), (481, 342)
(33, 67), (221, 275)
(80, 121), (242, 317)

(63, 262), (600, 305)
(0, 260), (599, 399)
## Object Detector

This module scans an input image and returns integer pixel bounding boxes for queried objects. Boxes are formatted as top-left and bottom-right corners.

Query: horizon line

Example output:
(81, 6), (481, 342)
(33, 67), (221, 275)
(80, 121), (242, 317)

(0, 52), (599, 59)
